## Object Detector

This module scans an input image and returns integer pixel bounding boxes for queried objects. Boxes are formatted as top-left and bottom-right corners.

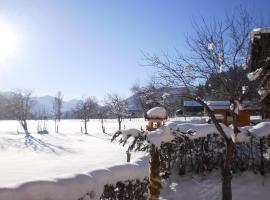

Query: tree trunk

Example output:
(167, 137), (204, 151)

(101, 118), (105, 133)
(20, 120), (28, 133)
(118, 116), (121, 130)
(84, 120), (88, 134)
(54, 119), (57, 133)
(149, 146), (161, 200)
(222, 140), (234, 200)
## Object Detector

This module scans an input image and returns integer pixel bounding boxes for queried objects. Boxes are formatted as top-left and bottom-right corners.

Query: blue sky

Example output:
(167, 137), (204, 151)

(0, 0), (269, 101)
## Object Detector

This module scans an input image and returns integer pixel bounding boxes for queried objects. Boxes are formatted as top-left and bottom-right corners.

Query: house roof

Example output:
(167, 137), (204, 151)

(207, 101), (260, 110)
(184, 100), (202, 107)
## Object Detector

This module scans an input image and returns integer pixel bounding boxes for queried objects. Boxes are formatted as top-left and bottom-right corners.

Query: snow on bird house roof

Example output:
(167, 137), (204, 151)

(146, 107), (167, 119)
(184, 100), (203, 107)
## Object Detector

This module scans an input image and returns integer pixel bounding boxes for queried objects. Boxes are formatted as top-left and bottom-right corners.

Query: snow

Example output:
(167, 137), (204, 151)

(0, 155), (148, 200)
(168, 122), (217, 135)
(147, 126), (175, 148)
(146, 107), (167, 119)
(248, 122), (270, 137)
(0, 119), (147, 199)
(183, 64), (193, 75)
(208, 42), (215, 50)
(207, 101), (231, 110)
(184, 100), (202, 107)
(207, 100), (258, 111)
(248, 68), (263, 81)
(160, 171), (270, 200)
(120, 128), (142, 139)
(250, 27), (270, 40)
(147, 120), (270, 146)
(0, 117), (269, 199)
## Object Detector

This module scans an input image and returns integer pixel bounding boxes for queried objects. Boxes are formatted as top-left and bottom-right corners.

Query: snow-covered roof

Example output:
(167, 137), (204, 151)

(207, 101), (230, 110)
(146, 107), (167, 119)
(214, 114), (224, 119)
(184, 100), (202, 107)
(207, 101), (258, 110)
(250, 27), (270, 40)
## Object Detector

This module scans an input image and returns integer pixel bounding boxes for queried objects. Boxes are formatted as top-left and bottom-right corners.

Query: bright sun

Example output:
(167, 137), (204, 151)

(0, 22), (18, 61)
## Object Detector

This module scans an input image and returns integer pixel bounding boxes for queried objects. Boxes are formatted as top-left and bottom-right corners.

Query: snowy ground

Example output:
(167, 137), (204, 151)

(0, 119), (146, 188)
(160, 171), (270, 200)
(0, 117), (269, 199)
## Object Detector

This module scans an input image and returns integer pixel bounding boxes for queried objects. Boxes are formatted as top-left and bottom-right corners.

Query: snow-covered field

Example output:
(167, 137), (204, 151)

(0, 119), (148, 199)
(160, 171), (270, 200)
(0, 117), (269, 200)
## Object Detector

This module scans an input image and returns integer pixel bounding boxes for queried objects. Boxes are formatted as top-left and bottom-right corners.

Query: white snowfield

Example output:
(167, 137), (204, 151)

(0, 156), (148, 200)
(160, 171), (270, 200)
(0, 119), (147, 200)
(0, 118), (269, 200)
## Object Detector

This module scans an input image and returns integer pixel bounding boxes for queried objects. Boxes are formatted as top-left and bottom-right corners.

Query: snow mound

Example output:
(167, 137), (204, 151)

(0, 155), (149, 200)
(146, 107), (167, 119)
(248, 122), (270, 137)
(146, 121), (270, 146)
(248, 68), (263, 81)
(120, 128), (142, 139)
(147, 126), (175, 148)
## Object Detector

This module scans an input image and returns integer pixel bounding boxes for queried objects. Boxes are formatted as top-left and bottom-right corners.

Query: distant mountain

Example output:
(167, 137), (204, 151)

(125, 86), (191, 112)
(0, 91), (80, 116)
(126, 95), (143, 112)
(32, 96), (80, 115)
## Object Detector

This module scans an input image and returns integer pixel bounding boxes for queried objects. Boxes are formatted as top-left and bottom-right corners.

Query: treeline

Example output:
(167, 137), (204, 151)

(0, 90), (130, 134)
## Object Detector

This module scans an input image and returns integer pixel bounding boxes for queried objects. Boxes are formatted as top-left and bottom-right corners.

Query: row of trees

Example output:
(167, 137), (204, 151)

(74, 94), (127, 134)
(0, 90), (128, 134)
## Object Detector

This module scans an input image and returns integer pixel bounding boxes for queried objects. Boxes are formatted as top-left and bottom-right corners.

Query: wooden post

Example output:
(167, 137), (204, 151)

(149, 145), (161, 200)
(126, 150), (131, 162)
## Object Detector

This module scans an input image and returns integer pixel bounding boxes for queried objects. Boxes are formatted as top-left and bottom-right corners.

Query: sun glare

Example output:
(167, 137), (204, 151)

(0, 22), (18, 61)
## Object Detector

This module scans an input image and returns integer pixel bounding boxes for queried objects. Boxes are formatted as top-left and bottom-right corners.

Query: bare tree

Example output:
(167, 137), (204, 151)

(105, 94), (127, 130)
(8, 90), (34, 134)
(36, 105), (49, 134)
(76, 97), (98, 134)
(130, 82), (163, 111)
(144, 8), (256, 200)
(0, 94), (11, 119)
(131, 82), (187, 116)
(97, 105), (109, 133)
(53, 91), (63, 133)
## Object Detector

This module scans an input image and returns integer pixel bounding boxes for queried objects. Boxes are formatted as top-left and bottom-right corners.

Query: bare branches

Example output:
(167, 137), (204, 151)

(53, 91), (63, 122)
(105, 94), (127, 130)
(8, 90), (34, 133)
(76, 97), (98, 134)
(144, 9), (255, 103)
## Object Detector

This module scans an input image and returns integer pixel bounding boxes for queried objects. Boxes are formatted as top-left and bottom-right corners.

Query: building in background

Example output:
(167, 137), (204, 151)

(249, 28), (270, 119)
(183, 100), (204, 115)
(206, 101), (259, 126)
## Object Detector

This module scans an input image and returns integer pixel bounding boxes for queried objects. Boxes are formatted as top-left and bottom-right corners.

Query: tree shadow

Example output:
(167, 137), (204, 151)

(0, 134), (74, 155)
